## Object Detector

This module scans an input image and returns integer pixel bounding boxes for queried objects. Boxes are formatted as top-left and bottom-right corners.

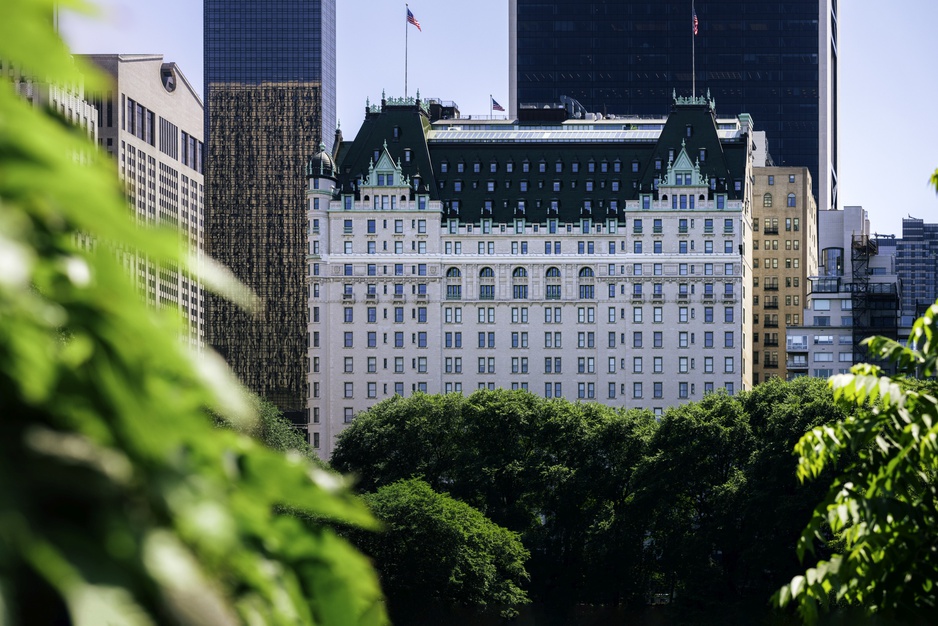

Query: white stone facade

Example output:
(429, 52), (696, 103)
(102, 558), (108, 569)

(308, 109), (753, 458)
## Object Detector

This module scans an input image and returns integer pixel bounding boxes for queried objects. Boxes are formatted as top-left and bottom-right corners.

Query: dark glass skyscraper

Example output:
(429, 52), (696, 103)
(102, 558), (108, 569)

(510, 0), (837, 212)
(205, 0), (336, 429)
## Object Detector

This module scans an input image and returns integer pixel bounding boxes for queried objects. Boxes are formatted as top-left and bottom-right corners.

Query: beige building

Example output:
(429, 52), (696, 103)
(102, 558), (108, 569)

(4, 57), (99, 152)
(751, 167), (818, 383)
(82, 55), (205, 350)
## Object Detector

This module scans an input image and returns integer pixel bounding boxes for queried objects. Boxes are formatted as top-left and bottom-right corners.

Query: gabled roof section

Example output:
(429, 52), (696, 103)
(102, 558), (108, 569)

(638, 99), (747, 201)
(335, 96), (436, 200)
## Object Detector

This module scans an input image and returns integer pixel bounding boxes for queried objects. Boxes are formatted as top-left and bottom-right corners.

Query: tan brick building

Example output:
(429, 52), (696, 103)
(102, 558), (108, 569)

(751, 167), (818, 383)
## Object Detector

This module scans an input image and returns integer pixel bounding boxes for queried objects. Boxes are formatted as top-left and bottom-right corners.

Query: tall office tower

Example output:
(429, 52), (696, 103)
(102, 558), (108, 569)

(308, 93), (753, 458)
(205, 0), (336, 429)
(896, 218), (938, 326)
(81, 55), (206, 350)
(510, 1), (837, 213)
(750, 167), (818, 384)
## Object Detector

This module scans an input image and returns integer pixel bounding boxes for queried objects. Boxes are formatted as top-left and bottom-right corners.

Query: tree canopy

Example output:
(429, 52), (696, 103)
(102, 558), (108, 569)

(351, 479), (530, 619)
(334, 383), (853, 616)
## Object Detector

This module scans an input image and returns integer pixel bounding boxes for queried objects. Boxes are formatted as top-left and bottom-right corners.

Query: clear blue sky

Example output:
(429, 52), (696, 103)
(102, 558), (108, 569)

(62, 0), (938, 237)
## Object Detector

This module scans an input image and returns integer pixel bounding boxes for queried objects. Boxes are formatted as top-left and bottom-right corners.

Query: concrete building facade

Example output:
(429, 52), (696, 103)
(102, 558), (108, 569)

(308, 94), (754, 458)
(751, 166), (818, 383)
(82, 54), (205, 350)
(786, 206), (899, 379)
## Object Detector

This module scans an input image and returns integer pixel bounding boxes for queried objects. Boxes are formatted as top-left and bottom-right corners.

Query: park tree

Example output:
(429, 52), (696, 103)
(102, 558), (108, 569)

(331, 392), (464, 493)
(776, 301), (938, 622)
(349, 479), (530, 620)
(736, 377), (853, 598)
(333, 390), (661, 609)
(635, 392), (753, 606)
(0, 1), (386, 623)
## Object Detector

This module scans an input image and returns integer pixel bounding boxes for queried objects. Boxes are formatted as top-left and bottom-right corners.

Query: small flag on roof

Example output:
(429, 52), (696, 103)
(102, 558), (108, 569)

(492, 97), (505, 112)
(407, 8), (421, 31)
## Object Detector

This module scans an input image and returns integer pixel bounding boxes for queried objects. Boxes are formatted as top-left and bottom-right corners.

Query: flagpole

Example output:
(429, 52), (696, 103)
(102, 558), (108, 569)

(405, 4), (409, 98)
(692, 0), (696, 99)
(489, 94), (492, 119)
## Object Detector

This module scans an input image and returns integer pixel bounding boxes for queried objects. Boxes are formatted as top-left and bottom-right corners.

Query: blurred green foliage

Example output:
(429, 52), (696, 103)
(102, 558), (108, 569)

(0, 1), (386, 623)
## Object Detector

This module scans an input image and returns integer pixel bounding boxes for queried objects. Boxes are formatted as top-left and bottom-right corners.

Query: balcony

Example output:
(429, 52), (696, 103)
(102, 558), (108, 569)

(763, 227), (779, 235)
(763, 361), (779, 369)
(763, 283), (779, 291)
(787, 359), (809, 369)
(653, 227), (663, 234)
(678, 227), (688, 234)
(764, 302), (779, 310)
(764, 321), (779, 328)
(763, 338), (780, 347)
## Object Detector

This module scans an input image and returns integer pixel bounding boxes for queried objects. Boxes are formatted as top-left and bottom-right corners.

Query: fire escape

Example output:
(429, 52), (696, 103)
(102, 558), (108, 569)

(850, 235), (899, 372)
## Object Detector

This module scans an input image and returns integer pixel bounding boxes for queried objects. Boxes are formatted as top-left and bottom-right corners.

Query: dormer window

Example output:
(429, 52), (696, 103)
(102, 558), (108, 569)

(473, 161), (481, 173)
(506, 161), (514, 173)
(457, 162), (465, 173)
(393, 126), (401, 139)
(490, 160), (497, 173)
(572, 161), (580, 173)
(522, 160), (530, 173)
(373, 150), (380, 162)
(440, 161), (448, 173)
(404, 148), (412, 163)
(539, 160), (547, 173)
(555, 160), (563, 173)
(699, 148), (706, 162)
(613, 159), (621, 173)
(600, 160), (608, 173)
(588, 160), (596, 173)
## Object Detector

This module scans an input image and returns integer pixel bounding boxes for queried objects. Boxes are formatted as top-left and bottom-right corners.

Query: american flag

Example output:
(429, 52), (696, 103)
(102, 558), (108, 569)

(492, 97), (505, 112)
(407, 8), (421, 31)
(693, 11), (698, 36)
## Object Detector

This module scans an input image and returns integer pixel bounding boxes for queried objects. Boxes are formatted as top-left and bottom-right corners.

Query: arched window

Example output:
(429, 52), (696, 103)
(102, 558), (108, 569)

(446, 267), (461, 278)
(787, 193), (796, 207)
(512, 267), (528, 278)
(546, 267), (561, 278)
(578, 267), (595, 299)
(763, 193), (772, 207)
(480, 267), (495, 278)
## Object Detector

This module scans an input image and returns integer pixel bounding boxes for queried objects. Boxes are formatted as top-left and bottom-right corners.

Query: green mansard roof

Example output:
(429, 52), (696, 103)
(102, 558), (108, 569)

(334, 95), (752, 223)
